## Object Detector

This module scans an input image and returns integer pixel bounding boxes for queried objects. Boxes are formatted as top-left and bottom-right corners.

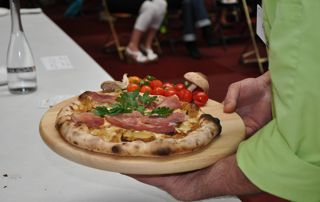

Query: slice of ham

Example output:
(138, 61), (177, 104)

(141, 112), (186, 126)
(105, 111), (186, 134)
(156, 95), (182, 110)
(72, 112), (104, 128)
(79, 91), (117, 104)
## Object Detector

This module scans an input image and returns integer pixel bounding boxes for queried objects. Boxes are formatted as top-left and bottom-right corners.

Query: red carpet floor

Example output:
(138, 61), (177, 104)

(43, 2), (287, 202)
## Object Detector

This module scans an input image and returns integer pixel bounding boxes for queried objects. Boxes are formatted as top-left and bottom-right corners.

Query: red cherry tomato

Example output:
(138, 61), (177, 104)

(152, 86), (165, 95)
(193, 91), (209, 107)
(150, 79), (163, 89)
(140, 85), (152, 93)
(162, 82), (175, 90)
(177, 89), (193, 102)
(175, 83), (186, 91)
(164, 88), (177, 97)
(127, 83), (140, 92)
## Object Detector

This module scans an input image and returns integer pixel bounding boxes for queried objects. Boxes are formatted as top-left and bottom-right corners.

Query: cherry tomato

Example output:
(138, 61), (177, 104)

(140, 85), (152, 93)
(150, 79), (163, 89)
(152, 86), (165, 95)
(128, 76), (141, 84)
(127, 83), (140, 92)
(162, 82), (175, 90)
(164, 88), (177, 97)
(175, 83), (186, 91)
(177, 89), (193, 102)
(193, 91), (209, 107)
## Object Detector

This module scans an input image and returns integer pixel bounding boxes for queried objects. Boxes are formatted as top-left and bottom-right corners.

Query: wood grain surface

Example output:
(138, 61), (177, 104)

(39, 98), (245, 175)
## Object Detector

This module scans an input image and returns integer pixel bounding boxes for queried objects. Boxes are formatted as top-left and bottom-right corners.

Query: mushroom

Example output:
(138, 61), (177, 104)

(184, 72), (209, 93)
(100, 81), (123, 92)
(100, 73), (129, 92)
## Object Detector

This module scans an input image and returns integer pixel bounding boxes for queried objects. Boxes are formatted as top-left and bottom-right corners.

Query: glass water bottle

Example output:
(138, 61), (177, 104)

(7, 0), (37, 94)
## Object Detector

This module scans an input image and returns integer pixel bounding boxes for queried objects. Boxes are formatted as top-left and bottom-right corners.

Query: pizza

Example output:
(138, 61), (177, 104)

(55, 73), (222, 157)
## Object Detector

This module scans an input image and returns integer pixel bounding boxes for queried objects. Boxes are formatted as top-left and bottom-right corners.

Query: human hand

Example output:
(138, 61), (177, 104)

(223, 72), (272, 137)
(130, 155), (260, 201)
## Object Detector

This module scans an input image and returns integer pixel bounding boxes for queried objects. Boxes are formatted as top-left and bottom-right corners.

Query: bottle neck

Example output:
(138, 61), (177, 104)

(10, 0), (23, 33)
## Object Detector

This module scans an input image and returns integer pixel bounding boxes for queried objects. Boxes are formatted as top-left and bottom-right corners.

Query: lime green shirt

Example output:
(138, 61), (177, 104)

(236, 1), (320, 201)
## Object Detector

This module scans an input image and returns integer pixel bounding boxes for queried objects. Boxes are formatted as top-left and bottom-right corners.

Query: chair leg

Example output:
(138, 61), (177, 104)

(102, 0), (125, 60)
(241, 0), (266, 74)
(107, 18), (125, 60)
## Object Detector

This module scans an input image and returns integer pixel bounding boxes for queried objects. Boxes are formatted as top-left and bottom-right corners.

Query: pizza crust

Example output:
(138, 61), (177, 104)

(56, 101), (221, 157)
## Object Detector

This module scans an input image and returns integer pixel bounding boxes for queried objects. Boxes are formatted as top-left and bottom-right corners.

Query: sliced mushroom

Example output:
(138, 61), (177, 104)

(100, 74), (129, 92)
(184, 72), (209, 93)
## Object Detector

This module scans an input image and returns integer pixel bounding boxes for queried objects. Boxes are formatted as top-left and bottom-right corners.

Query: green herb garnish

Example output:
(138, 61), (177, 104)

(147, 107), (173, 117)
(145, 75), (156, 81)
(138, 92), (157, 106)
(92, 91), (173, 117)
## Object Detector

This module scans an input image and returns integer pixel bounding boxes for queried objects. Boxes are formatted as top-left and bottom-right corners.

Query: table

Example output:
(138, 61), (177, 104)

(0, 11), (240, 202)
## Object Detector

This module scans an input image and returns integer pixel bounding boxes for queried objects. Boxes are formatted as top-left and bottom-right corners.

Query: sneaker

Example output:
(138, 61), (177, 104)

(125, 47), (148, 63)
(145, 49), (158, 61)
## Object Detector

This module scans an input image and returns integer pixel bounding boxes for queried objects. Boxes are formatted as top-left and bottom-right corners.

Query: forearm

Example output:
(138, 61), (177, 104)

(206, 155), (261, 197)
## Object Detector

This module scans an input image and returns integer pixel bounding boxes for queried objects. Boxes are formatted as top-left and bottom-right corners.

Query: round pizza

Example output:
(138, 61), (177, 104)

(55, 73), (222, 157)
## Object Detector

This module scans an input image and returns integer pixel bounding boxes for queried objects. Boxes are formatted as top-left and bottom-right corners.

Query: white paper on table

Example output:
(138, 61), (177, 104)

(38, 95), (74, 108)
(41, 55), (74, 71)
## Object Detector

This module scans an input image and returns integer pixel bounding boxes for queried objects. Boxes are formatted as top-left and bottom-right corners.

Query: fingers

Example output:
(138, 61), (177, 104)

(223, 82), (240, 113)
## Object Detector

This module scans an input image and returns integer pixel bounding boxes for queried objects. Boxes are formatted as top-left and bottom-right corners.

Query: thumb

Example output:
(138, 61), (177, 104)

(223, 83), (240, 113)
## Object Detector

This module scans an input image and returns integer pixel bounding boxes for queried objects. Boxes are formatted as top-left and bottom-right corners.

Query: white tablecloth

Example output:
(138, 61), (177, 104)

(0, 11), (240, 202)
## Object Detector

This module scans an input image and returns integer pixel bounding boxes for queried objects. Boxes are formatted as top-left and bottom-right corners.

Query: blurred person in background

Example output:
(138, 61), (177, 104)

(168, 0), (216, 59)
(107, 0), (167, 63)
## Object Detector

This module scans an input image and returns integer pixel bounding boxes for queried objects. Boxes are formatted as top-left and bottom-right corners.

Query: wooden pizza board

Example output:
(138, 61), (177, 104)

(39, 98), (245, 175)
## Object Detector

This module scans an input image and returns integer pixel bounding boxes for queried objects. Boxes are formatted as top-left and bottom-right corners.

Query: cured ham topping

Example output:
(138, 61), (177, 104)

(79, 91), (117, 104)
(105, 111), (186, 134)
(156, 95), (182, 110)
(141, 112), (186, 126)
(72, 112), (105, 128)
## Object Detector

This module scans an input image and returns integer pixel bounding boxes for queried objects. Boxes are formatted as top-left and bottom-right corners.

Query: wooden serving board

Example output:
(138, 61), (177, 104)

(39, 98), (245, 175)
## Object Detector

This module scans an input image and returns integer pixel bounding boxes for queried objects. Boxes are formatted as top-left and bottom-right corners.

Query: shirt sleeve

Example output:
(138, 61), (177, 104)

(236, 1), (320, 201)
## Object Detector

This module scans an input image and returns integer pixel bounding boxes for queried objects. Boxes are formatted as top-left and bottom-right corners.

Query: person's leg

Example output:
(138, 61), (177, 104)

(192, 0), (211, 28)
(144, 28), (157, 50)
(145, 0), (167, 49)
(126, 0), (155, 63)
(143, 0), (167, 61)
(182, 0), (196, 43)
(181, 0), (201, 59)
(143, 28), (159, 61)
(127, 29), (144, 52)
(191, 0), (217, 46)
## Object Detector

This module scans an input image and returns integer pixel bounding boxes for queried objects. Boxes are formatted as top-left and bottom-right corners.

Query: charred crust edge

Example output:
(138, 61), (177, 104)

(152, 147), (171, 156)
(200, 114), (222, 135)
(55, 122), (62, 131)
(111, 145), (122, 154)
(78, 91), (91, 101)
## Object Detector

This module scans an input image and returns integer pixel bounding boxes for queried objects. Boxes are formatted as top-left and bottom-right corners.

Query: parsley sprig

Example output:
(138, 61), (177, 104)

(92, 91), (173, 117)
(147, 107), (173, 117)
